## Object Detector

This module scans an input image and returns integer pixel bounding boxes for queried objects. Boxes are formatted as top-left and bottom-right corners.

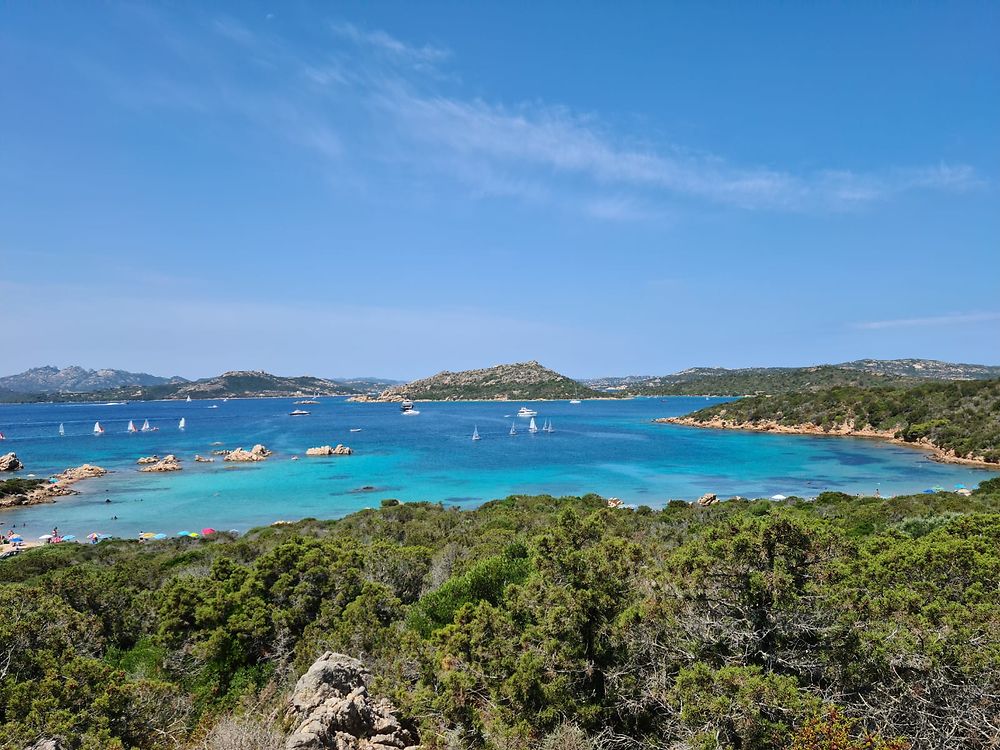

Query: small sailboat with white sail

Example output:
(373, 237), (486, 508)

(509, 421), (517, 436)
(178, 417), (186, 430)
(472, 426), (480, 441)
(528, 417), (539, 433)
(93, 421), (104, 435)
(186, 395), (192, 403)
(127, 420), (137, 434)
(141, 419), (151, 432)
(543, 419), (554, 433)
(58, 423), (65, 436)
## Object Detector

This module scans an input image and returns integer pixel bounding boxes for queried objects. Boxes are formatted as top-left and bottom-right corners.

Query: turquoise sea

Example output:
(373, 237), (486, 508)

(1, 397), (995, 539)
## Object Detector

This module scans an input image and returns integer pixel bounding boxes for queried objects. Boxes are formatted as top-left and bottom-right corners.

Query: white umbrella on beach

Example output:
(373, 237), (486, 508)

(38, 534), (52, 540)
(770, 494), (788, 501)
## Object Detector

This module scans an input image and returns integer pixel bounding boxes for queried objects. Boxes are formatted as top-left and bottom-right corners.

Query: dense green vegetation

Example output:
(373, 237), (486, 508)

(681, 378), (1000, 463)
(0, 477), (44, 499)
(4, 482), (1000, 749)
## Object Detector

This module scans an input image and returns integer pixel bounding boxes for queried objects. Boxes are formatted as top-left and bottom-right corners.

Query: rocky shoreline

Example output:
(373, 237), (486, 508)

(1, 463), (109, 509)
(659, 416), (998, 468)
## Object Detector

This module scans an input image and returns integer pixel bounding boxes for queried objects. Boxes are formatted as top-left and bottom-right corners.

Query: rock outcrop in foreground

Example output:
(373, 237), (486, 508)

(305, 445), (353, 456)
(225, 444), (272, 462)
(285, 652), (418, 750)
(0, 452), (24, 472)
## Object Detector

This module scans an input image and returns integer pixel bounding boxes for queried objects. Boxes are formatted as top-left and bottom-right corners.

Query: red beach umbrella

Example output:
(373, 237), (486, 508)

(201, 528), (216, 536)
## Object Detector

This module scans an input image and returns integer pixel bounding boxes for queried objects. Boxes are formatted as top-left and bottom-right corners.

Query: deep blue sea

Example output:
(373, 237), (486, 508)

(1, 397), (995, 539)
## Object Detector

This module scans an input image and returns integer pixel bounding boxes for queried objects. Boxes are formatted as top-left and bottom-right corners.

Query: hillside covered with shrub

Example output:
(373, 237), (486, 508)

(672, 378), (1000, 464)
(4, 482), (1000, 749)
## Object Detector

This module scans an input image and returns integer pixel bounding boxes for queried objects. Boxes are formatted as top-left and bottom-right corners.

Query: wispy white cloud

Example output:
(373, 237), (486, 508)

(856, 312), (1000, 330)
(371, 87), (981, 212)
(329, 21), (449, 70)
(79, 9), (984, 220)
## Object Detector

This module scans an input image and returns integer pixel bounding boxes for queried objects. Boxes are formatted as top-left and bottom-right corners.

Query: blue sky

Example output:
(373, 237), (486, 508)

(2, 2), (997, 379)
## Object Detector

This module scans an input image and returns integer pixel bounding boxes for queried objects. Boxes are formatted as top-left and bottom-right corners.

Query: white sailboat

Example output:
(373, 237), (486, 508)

(93, 421), (104, 435)
(186, 395), (192, 402)
(58, 423), (65, 436)
(528, 417), (539, 433)
(472, 426), (480, 441)
(509, 421), (517, 436)
(178, 417), (186, 430)
(544, 419), (554, 433)
(141, 419), (151, 432)
(127, 420), (137, 433)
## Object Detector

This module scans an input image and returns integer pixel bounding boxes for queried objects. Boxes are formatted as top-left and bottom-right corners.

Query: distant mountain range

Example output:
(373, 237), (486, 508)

(0, 366), (187, 394)
(362, 361), (605, 402)
(0, 367), (400, 402)
(584, 358), (1000, 396)
(4, 358), (997, 403)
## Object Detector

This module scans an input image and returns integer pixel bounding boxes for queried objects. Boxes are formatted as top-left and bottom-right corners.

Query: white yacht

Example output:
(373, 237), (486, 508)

(517, 406), (537, 417)
(569, 399), (582, 405)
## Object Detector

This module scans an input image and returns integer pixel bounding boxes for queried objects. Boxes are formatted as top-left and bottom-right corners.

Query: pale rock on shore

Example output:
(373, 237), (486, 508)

(1, 464), (108, 509)
(0, 452), (24, 472)
(659, 416), (996, 468)
(305, 444), (353, 456)
(139, 455), (182, 472)
(285, 652), (419, 750)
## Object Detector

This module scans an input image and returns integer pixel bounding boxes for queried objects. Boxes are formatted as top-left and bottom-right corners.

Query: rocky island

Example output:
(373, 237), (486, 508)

(357, 360), (605, 402)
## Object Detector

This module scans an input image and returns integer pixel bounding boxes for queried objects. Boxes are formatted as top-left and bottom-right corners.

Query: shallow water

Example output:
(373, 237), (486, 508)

(0, 396), (994, 538)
